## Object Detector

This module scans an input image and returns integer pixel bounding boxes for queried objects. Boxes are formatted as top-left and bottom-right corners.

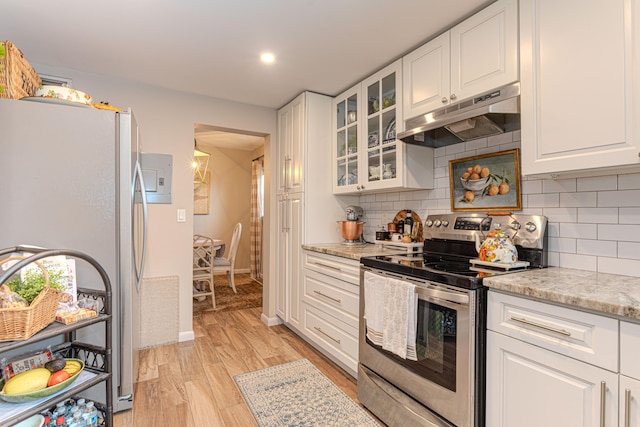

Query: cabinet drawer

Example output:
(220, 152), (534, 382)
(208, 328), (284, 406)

(621, 321), (640, 380)
(302, 269), (359, 329)
(488, 291), (618, 371)
(303, 251), (360, 284)
(302, 302), (358, 372)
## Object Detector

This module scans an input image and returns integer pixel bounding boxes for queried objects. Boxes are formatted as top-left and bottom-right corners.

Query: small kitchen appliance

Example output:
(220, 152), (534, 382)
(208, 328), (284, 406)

(358, 212), (548, 427)
(338, 205), (365, 246)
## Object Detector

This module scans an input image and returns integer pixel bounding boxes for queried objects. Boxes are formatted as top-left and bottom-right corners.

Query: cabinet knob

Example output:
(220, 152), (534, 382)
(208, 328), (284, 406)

(357, 185), (361, 190)
(360, 185), (365, 190)
(450, 93), (457, 101)
(441, 97), (448, 104)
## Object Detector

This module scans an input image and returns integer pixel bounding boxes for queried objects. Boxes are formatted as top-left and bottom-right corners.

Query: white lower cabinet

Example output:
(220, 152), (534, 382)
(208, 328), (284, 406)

(297, 250), (360, 377)
(487, 330), (618, 427)
(620, 321), (640, 427)
(487, 291), (640, 427)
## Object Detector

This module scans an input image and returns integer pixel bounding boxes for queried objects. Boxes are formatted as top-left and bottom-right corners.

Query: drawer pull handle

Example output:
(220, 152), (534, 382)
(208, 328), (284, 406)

(313, 290), (342, 303)
(600, 381), (606, 427)
(510, 316), (572, 337)
(314, 326), (341, 344)
(314, 261), (341, 271)
(625, 388), (631, 427)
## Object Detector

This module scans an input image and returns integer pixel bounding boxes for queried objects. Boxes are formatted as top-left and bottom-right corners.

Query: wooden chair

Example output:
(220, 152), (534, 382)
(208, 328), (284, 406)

(193, 234), (216, 308)
(213, 223), (242, 293)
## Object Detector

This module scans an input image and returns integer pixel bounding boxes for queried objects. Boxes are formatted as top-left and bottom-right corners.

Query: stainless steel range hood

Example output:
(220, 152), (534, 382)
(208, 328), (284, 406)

(398, 82), (520, 148)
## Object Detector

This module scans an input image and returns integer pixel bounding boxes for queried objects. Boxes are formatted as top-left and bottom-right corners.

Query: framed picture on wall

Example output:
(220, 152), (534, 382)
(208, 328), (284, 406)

(449, 149), (522, 212)
(194, 171), (210, 215)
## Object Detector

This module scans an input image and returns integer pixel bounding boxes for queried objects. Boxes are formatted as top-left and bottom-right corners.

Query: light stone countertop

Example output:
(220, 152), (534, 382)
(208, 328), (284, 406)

(302, 243), (407, 261)
(483, 267), (640, 321)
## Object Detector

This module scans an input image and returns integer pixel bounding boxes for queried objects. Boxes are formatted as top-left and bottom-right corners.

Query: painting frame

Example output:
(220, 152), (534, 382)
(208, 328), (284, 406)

(449, 149), (522, 212)
(194, 171), (210, 215)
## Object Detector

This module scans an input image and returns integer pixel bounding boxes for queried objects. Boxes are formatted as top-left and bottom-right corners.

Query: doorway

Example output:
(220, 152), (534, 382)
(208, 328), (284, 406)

(193, 123), (266, 290)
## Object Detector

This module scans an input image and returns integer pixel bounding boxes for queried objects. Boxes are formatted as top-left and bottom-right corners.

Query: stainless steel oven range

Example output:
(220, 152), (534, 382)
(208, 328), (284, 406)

(358, 213), (548, 427)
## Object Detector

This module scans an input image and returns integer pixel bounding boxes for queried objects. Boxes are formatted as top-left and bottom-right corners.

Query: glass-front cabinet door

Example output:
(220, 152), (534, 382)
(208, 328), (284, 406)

(362, 60), (403, 191)
(332, 59), (432, 195)
(333, 83), (361, 194)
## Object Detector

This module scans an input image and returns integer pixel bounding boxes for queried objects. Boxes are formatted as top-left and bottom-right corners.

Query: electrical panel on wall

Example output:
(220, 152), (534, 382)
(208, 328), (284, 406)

(141, 153), (172, 204)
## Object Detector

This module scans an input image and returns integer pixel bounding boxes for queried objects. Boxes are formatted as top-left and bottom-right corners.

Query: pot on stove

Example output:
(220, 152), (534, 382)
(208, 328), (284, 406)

(475, 229), (518, 263)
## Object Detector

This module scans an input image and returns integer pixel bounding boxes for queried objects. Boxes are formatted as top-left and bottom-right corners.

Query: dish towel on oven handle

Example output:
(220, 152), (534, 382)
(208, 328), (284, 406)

(382, 276), (418, 360)
(363, 271), (385, 347)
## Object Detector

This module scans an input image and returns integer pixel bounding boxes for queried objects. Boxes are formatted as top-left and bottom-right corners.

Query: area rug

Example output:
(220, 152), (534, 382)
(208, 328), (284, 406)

(193, 273), (262, 313)
(234, 359), (380, 427)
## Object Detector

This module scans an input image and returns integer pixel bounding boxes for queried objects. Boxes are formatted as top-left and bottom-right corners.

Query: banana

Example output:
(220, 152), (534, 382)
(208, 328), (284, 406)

(63, 360), (83, 376)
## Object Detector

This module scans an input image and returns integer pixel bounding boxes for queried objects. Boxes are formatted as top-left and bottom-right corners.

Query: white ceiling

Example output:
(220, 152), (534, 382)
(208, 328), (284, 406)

(2, 0), (493, 112)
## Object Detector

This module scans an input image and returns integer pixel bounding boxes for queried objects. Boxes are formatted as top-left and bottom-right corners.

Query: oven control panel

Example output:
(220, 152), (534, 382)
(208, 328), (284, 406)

(423, 213), (548, 249)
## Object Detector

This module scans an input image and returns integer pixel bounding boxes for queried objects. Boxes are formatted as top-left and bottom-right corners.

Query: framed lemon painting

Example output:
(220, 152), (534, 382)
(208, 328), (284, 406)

(449, 149), (522, 212)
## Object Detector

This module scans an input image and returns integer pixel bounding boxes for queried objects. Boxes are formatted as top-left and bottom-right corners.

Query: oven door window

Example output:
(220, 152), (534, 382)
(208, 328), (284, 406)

(415, 297), (457, 391)
(366, 296), (458, 392)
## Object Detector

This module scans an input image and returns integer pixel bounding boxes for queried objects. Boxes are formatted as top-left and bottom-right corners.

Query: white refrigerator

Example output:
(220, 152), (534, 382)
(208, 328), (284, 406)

(0, 97), (148, 412)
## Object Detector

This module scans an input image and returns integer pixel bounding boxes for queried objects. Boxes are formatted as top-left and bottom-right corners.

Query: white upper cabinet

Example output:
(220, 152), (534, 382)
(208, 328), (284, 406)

(333, 60), (433, 195)
(277, 94), (304, 193)
(402, 32), (451, 118)
(403, 0), (518, 120)
(520, 0), (640, 177)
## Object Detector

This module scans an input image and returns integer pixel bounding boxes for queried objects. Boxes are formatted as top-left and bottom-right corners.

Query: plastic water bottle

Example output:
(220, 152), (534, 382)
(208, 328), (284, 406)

(82, 401), (98, 427)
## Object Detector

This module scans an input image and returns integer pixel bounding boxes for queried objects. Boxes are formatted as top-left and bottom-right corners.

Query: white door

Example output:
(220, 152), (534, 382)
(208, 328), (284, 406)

(402, 31), (451, 119)
(450, 0), (518, 102)
(487, 331), (619, 427)
(277, 107), (290, 194)
(620, 376), (640, 427)
(520, 0), (640, 176)
(288, 192), (303, 327)
(288, 94), (305, 193)
(275, 195), (289, 321)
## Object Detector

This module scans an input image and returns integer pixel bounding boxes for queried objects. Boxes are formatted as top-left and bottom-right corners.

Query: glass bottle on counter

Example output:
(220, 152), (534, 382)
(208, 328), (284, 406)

(404, 211), (413, 238)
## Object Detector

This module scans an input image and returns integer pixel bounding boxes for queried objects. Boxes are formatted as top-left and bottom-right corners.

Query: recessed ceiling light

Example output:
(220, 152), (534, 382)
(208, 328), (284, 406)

(260, 52), (275, 64)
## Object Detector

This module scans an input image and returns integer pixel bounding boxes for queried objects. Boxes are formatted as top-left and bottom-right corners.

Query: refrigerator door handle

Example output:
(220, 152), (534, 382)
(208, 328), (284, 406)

(132, 161), (148, 293)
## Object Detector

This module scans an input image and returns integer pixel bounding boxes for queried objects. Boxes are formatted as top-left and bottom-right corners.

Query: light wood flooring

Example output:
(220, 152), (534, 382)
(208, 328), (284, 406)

(113, 307), (364, 426)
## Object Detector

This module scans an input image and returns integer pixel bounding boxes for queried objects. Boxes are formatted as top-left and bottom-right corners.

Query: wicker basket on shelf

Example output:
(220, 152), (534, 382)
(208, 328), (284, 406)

(0, 256), (62, 342)
(0, 41), (42, 100)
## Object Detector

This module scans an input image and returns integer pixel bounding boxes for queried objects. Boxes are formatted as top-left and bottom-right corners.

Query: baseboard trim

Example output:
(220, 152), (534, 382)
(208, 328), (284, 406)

(261, 313), (283, 327)
(178, 330), (195, 342)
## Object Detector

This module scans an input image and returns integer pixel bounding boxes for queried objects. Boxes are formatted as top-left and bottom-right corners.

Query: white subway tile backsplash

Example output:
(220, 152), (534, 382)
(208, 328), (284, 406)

(542, 207), (577, 223)
(465, 138), (488, 151)
(487, 132), (512, 146)
(560, 223), (597, 239)
(620, 208), (640, 224)
(529, 193), (559, 208)
(560, 192), (597, 208)
(618, 242), (640, 260)
(618, 173), (640, 190)
(598, 190), (640, 207)
(598, 224), (640, 242)
(597, 257), (640, 277)
(435, 177), (450, 188)
(548, 237), (576, 253)
(547, 251), (560, 267)
(559, 253), (597, 271)
(577, 175), (617, 191)
(547, 222), (560, 237)
(445, 143), (466, 155)
(434, 166), (447, 179)
(522, 180), (542, 194)
(578, 208), (618, 224)
(577, 239), (617, 257)
(360, 130), (635, 276)
(543, 178), (577, 193)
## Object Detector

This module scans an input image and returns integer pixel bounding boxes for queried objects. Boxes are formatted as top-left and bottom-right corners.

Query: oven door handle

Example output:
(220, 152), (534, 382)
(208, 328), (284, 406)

(416, 287), (469, 305)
